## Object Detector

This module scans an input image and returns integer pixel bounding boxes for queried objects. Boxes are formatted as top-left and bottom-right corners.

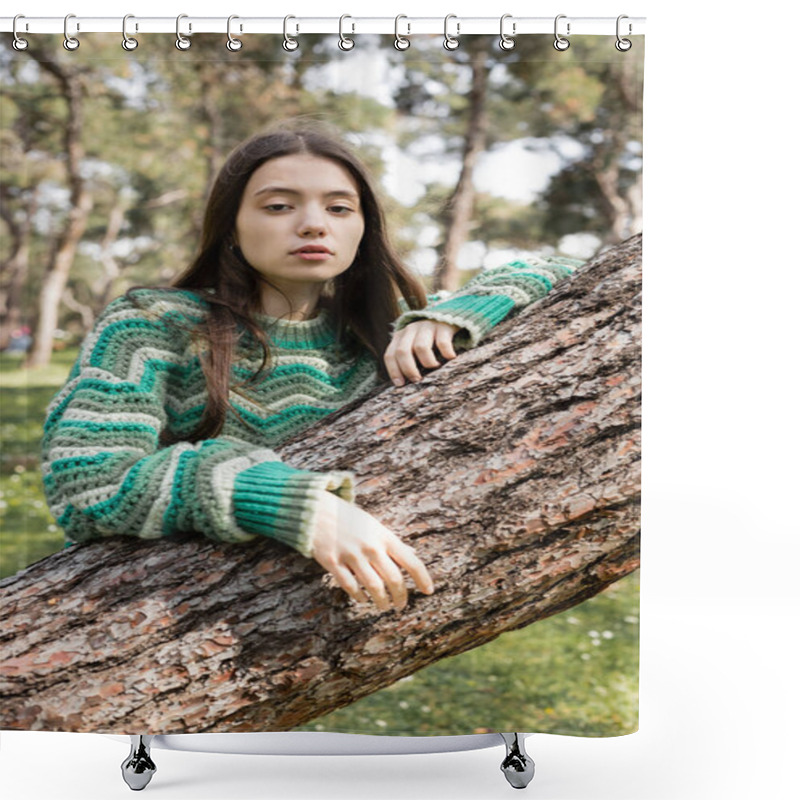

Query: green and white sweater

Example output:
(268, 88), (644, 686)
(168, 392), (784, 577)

(41, 255), (580, 558)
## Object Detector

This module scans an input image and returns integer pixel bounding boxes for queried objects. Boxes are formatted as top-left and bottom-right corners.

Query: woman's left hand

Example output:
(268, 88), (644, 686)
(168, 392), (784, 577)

(384, 319), (462, 386)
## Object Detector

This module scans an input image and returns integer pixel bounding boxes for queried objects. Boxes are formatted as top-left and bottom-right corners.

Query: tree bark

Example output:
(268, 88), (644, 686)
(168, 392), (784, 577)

(0, 235), (642, 734)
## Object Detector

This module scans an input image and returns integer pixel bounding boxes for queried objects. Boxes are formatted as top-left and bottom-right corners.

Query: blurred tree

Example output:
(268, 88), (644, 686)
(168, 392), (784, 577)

(1, 33), (642, 360)
(0, 86), (39, 350)
(388, 34), (643, 273)
(10, 40), (94, 368)
(504, 36), (644, 248)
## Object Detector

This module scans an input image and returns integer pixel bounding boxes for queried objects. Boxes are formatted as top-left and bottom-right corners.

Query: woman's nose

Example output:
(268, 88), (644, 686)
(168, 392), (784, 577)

(298, 206), (327, 236)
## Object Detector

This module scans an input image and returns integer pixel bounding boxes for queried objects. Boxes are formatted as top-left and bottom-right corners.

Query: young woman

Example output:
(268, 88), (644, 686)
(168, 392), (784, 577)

(40, 123), (580, 614)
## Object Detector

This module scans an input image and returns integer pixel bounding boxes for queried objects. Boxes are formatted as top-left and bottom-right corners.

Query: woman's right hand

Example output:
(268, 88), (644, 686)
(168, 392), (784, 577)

(309, 491), (434, 612)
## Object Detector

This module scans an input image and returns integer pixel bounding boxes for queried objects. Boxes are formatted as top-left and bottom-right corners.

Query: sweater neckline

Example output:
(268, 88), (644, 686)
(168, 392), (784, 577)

(196, 288), (337, 346)
(252, 307), (337, 347)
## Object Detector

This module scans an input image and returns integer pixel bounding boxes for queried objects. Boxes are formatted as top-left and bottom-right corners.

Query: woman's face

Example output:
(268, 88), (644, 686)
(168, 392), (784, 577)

(234, 154), (365, 295)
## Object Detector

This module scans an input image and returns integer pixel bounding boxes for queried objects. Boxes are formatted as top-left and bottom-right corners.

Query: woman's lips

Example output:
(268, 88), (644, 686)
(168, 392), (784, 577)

(292, 251), (333, 261)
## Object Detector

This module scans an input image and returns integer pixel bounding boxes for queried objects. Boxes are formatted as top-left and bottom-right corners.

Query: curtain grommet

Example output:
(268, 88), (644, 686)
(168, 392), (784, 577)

(122, 14), (138, 51)
(616, 15), (633, 51)
(554, 15), (570, 51)
(226, 15), (243, 51)
(443, 14), (459, 51)
(499, 14), (516, 51)
(394, 15), (411, 51)
(283, 15), (299, 51)
(339, 15), (355, 51)
(175, 14), (191, 50)
(12, 15), (29, 50)
(63, 13), (80, 51)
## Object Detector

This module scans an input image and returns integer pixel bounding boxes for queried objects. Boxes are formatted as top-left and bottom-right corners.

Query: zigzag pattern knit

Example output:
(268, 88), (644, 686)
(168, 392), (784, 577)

(41, 254), (581, 558)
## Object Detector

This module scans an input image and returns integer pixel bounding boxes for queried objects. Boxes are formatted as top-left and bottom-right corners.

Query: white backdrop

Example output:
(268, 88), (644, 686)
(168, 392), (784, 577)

(2, 1), (798, 799)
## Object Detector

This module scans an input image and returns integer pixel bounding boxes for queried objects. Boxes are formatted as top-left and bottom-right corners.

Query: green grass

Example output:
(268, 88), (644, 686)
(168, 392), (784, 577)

(0, 346), (639, 736)
(0, 348), (77, 578)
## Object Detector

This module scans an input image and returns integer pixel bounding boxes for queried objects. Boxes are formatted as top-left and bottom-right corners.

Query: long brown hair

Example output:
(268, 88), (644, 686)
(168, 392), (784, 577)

(125, 122), (428, 444)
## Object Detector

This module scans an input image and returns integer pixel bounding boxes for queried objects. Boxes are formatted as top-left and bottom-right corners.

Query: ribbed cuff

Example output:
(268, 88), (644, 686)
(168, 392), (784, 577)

(233, 462), (356, 558)
(392, 294), (516, 350)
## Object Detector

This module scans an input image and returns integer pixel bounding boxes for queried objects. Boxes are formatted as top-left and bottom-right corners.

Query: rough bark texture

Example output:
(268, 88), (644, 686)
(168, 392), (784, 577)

(0, 235), (642, 734)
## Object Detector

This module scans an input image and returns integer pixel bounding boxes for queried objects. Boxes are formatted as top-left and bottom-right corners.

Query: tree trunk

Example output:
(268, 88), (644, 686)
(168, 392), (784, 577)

(0, 235), (642, 734)
(0, 185), (35, 351)
(22, 45), (93, 369)
(95, 190), (130, 312)
(198, 63), (226, 206)
(433, 43), (490, 292)
(592, 58), (643, 247)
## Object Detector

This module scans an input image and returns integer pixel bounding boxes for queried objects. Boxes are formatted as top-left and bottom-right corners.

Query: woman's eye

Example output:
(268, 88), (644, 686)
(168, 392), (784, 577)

(329, 205), (354, 214)
(263, 204), (290, 211)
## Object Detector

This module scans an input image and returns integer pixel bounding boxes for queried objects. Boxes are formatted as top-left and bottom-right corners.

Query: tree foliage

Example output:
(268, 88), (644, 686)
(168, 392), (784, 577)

(0, 33), (643, 358)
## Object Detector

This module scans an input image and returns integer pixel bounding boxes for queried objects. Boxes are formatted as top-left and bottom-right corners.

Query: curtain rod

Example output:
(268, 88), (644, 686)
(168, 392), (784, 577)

(1, 16), (646, 37)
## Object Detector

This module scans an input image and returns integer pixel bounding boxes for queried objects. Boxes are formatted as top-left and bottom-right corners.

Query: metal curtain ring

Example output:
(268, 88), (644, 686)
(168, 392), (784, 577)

(227, 15), (243, 51)
(339, 15), (355, 51)
(282, 15), (299, 51)
(122, 14), (138, 51)
(499, 14), (515, 51)
(616, 14), (632, 51)
(394, 15), (410, 50)
(175, 14), (191, 50)
(12, 15), (29, 51)
(443, 14), (459, 50)
(63, 13), (79, 50)
(554, 14), (570, 51)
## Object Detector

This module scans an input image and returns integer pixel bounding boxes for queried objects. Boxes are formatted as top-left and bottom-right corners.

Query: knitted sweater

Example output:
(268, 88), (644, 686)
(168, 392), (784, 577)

(41, 255), (581, 558)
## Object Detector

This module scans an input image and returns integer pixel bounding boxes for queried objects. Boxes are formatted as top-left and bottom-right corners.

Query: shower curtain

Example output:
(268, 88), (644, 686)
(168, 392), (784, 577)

(0, 22), (643, 741)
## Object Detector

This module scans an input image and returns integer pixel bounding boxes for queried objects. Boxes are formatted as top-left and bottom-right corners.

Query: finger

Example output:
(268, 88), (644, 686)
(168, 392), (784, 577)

(384, 361), (406, 387)
(329, 565), (369, 605)
(393, 336), (424, 383)
(434, 324), (460, 360)
(371, 552), (409, 610)
(383, 340), (406, 387)
(392, 326), (436, 382)
(409, 323), (441, 369)
(388, 540), (435, 596)
(345, 557), (393, 612)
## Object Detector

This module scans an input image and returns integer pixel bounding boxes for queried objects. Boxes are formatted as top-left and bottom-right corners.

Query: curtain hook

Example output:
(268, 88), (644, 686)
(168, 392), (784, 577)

(122, 14), (138, 51)
(616, 15), (632, 51)
(227, 15), (243, 51)
(443, 14), (459, 51)
(175, 14), (191, 50)
(554, 14), (570, 51)
(339, 15), (355, 51)
(282, 15), (299, 51)
(12, 15), (29, 51)
(394, 15), (410, 51)
(499, 14), (515, 51)
(63, 13), (80, 51)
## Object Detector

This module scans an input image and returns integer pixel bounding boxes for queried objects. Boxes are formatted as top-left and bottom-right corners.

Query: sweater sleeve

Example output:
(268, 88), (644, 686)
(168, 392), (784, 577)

(40, 294), (354, 558)
(392, 254), (583, 351)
